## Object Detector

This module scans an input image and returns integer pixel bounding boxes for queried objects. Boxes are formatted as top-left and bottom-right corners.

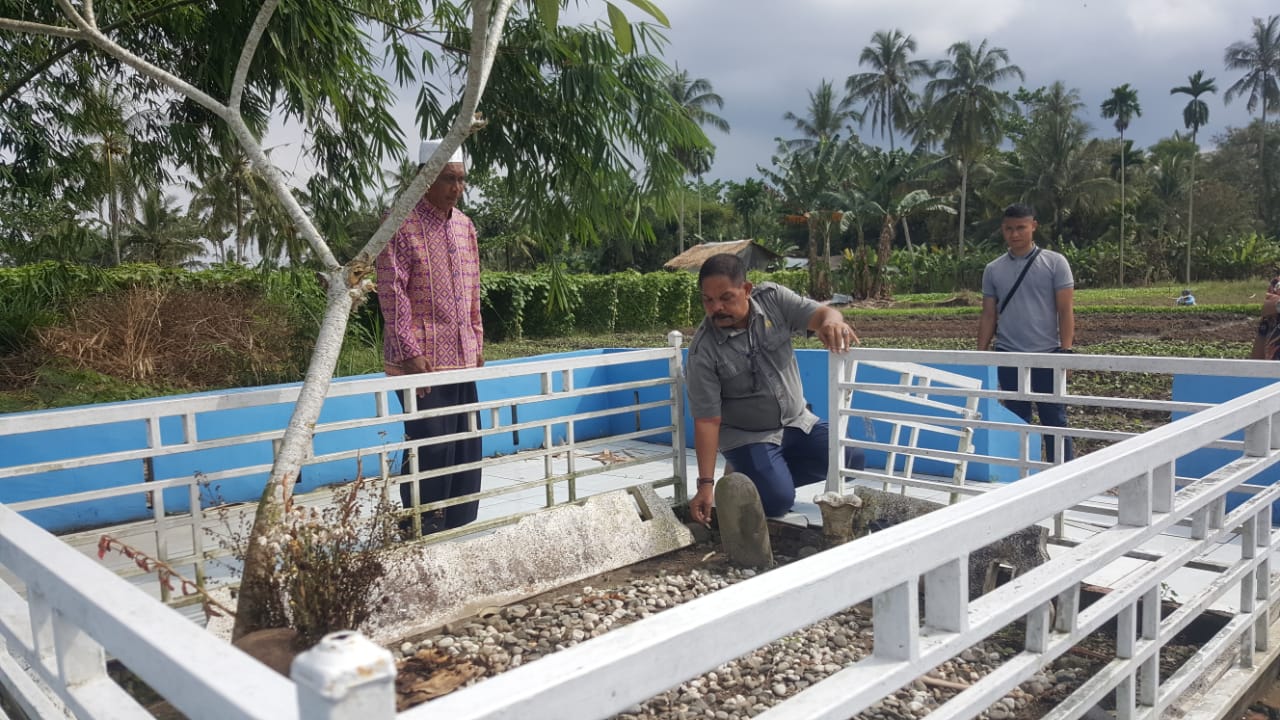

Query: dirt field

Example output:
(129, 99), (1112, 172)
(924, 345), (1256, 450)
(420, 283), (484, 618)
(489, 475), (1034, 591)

(851, 309), (1257, 346)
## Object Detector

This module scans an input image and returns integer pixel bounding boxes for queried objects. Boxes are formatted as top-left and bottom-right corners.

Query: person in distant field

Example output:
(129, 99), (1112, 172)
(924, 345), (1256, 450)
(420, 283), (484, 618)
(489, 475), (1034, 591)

(1250, 276), (1280, 360)
(1176, 289), (1196, 306)
(976, 203), (1076, 463)
(375, 138), (483, 534)
(685, 253), (865, 524)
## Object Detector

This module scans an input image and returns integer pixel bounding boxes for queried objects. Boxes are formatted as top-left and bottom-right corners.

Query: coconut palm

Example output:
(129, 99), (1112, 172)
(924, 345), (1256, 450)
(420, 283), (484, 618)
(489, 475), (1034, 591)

(187, 146), (283, 264)
(998, 82), (1115, 244)
(1100, 83), (1142, 285)
(665, 67), (729, 253)
(845, 29), (936, 151)
(78, 87), (158, 265)
(1224, 15), (1280, 229)
(1171, 70), (1218, 283)
(121, 188), (203, 268)
(782, 79), (861, 152)
(924, 39), (1024, 258)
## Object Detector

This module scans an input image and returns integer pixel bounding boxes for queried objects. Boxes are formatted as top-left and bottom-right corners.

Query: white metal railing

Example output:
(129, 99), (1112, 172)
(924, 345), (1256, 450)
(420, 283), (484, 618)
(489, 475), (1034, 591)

(416, 348), (1280, 720)
(0, 341), (687, 603)
(3, 346), (1280, 718)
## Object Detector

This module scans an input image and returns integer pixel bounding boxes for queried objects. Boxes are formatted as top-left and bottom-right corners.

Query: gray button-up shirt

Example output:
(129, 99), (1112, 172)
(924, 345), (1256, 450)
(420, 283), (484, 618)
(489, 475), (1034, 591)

(686, 283), (821, 451)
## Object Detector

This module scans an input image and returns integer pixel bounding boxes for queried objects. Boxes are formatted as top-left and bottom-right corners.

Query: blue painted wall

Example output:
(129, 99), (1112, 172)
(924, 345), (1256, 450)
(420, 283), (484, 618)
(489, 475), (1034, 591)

(1172, 374), (1280, 520)
(3, 348), (1044, 532)
(0, 350), (633, 532)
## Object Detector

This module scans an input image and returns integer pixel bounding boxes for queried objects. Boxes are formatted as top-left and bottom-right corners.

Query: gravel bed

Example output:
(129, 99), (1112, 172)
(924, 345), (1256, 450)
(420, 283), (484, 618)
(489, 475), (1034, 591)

(394, 548), (1104, 719)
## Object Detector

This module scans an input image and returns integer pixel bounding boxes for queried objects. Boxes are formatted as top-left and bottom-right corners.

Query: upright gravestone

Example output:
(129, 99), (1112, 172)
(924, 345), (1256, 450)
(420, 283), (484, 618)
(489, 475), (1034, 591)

(714, 472), (773, 568)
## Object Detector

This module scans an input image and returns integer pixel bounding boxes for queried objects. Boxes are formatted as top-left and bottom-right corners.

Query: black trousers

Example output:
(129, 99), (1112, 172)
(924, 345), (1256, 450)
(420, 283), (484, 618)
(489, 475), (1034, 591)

(397, 381), (482, 533)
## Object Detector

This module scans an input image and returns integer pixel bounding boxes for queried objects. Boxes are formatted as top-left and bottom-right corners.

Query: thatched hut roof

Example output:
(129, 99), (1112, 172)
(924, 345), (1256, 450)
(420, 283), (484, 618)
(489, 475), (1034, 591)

(663, 240), (781, 272)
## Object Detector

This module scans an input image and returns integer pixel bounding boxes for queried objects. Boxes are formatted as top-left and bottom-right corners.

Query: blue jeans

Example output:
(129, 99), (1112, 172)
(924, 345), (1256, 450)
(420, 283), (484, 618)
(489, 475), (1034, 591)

(721, 421), (866, 517)
(997, 365), (1074, 463)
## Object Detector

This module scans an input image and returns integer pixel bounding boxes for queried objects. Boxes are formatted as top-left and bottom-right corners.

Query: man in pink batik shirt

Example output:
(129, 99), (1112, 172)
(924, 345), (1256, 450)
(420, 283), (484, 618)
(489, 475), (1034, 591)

(376, 138), (484, 534)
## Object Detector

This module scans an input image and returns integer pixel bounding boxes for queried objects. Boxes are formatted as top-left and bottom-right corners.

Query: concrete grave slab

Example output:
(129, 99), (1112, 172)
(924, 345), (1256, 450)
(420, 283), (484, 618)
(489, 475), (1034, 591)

(365, 484), (694, 644)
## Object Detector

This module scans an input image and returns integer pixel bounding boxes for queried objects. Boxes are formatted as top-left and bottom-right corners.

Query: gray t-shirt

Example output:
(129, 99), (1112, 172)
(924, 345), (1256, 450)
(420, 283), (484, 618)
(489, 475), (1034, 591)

(686, 283), (821, 451)
(981, 246), (1074, 353)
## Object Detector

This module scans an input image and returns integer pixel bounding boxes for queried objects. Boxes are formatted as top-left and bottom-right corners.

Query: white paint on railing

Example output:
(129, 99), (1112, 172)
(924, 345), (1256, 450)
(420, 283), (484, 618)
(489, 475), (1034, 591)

(3, 346), (1280, 717)
(293, 632), (397, 719)
(0, 504), (297, 719)
(416, 350), (1280, 720)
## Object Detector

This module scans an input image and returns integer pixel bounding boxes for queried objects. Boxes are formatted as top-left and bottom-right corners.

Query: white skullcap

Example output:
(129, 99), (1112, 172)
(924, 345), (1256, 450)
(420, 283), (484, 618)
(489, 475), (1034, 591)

(418, 138), (465, 166)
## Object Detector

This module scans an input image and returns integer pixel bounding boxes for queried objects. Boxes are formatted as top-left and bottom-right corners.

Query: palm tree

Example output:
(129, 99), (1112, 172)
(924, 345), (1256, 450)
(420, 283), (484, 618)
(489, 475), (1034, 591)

(758, 138), (858, 298)
(1224, 15), (1280, 230)
(725, 178), (773, 240)
(665, 67), (730, 253)
(782, 79), (861, 151)
(838, 146), (954, 298)
(1100, 83), (1142, 285)
(997, 82), (1115, 244)
(845, 29), (936, 151)
(924, 39), (1024, 258)
(121, 189), (203, 268)
(1171, 70), (1218, 283)
(78, 87), (157, 265)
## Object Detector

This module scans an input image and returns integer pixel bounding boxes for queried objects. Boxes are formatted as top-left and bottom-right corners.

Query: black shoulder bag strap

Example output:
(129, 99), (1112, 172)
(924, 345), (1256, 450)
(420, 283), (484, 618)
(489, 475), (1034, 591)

(998, 247), (1041, 314)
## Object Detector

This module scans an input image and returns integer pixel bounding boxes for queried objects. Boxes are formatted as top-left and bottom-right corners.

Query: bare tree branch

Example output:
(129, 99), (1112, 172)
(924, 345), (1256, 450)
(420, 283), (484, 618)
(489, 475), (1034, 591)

(229, 0), (280, 111)
(0, 1), (200, 107)
(49, 0), (340, 271)
(0, 17), (82, 39)
(350, 0), (517, 271)
(83, 0), (95, 28)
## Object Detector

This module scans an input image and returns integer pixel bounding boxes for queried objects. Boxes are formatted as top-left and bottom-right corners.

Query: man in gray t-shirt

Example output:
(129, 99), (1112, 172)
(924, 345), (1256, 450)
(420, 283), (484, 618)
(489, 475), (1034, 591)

(977, 203), (1076, 462)
(686, 254), (863, 523)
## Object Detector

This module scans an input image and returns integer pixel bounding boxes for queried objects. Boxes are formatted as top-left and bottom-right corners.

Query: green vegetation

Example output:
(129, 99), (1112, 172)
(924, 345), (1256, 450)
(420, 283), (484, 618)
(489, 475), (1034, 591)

(0, 265), (1263, 413)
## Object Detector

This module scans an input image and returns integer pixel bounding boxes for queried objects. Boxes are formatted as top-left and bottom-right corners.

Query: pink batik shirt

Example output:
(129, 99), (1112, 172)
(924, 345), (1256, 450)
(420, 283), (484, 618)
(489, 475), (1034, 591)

(375, 197), (483, 375)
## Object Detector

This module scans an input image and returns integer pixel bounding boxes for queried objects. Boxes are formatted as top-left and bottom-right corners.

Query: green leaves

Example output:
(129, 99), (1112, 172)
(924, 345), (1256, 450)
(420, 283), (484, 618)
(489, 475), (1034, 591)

(534, 0), (559, 28)
(606, 4), (633, 54)
(530, 0), (670, 53)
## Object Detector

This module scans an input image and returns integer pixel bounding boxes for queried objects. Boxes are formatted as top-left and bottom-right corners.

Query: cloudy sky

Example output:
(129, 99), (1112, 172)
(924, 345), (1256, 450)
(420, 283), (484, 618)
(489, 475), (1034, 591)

(573, 0), (1275, 182)
(264, 1), (1276, 188)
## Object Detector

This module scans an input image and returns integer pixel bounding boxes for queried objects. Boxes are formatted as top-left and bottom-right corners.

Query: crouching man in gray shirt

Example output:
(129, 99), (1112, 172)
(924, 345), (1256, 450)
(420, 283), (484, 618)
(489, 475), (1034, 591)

(686, 254), (864, 524)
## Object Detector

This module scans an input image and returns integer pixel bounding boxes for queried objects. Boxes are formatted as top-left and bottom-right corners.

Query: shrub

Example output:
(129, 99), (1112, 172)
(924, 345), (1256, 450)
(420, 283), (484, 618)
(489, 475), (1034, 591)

(480, 272), (534, 341)
(575, 275), (618, 334)
(613, 270), (658, 332)
(652, 271), (698, 329)
(522, 272), (578, 338)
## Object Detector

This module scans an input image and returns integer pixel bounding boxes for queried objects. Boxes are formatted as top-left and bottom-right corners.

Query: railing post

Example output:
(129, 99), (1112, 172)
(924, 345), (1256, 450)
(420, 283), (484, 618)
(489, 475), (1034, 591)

(293, 631), (397, 720)
(873, 579), (919, 661)
(923, 558), (967, 633)
(1245, 416), (1271, 457)
(1117, 472), (1152, 527)
(52, 606), (106, 687)
(667, 331), (688, 505)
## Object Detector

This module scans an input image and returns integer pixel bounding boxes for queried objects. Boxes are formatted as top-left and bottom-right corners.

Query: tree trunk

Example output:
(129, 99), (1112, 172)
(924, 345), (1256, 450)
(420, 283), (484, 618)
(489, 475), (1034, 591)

(677, 187), (685, 254)
(1262, 106), (1271, 232)
(956, 163), (969, 259)
(1186, 144), (1196, 285)
(108, 151), (120, 265)
(806, 214), (820, 297)
(696, 174), (703, 240)
(232, 271), (354, 639)
(1119, 131), (1126, 287)
(901, 216), (913, 250)
(872, 215), (896, 298)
